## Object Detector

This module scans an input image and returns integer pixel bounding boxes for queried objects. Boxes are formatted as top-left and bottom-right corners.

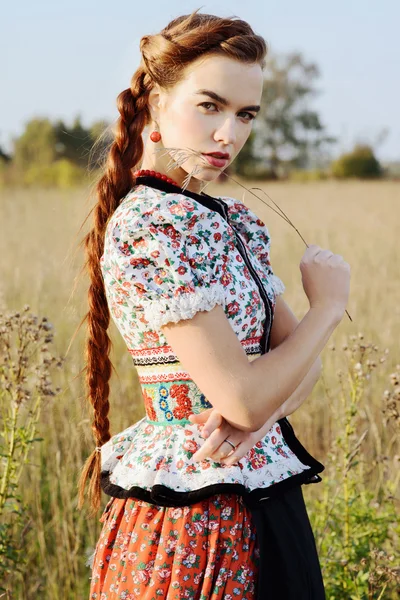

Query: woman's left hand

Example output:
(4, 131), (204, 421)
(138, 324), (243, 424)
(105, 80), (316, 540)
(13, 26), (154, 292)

(188, 408), (257, 466)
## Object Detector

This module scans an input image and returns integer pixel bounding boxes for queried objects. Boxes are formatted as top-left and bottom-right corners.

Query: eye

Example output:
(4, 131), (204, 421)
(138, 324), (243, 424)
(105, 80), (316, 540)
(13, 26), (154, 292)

(198, 101), (256, 122)
(199, 101), (218, 111)
(238, 111), (256, 122)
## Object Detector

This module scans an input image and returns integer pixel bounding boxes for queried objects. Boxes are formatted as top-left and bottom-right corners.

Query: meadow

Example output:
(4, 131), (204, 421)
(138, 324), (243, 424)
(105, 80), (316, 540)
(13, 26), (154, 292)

(0, 179), (399, 599)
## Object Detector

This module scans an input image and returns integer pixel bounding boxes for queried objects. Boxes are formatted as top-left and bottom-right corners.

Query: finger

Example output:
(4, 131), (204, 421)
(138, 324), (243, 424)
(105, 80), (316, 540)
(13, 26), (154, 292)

(198, 411), (224, 439)
(211, 439), (239, 461)
(194, 427), (244, 462)
(219, 442), (248, 466)
(193, 428), (228, 461)
(188, 408), (214, 424)
(192, 424), (232, 461)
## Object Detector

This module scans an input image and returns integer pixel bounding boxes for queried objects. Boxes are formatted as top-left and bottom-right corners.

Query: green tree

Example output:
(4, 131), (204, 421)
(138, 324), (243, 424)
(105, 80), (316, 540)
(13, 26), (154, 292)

(54, 115), (96, 168)
(230, 130), (258, 178)
(0, 145), (11, 163)
(13, 118), (56, 171)
(331, 144), (383, 178)
(233, 52), (336, 179)
(9, 116), (110, 186)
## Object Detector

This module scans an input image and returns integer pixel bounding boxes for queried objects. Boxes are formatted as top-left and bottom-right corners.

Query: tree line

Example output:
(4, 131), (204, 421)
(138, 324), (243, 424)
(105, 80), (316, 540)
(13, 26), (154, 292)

(0, 52), (385, 188)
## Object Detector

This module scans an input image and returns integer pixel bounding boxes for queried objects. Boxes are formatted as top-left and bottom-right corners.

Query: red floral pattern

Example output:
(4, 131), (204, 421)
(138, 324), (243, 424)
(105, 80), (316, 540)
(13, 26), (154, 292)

(89, 492), (259, 599)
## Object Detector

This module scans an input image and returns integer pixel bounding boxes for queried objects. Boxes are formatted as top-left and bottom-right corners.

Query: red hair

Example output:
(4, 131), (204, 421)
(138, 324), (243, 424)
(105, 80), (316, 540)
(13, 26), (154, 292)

(76, 9), (267, 515)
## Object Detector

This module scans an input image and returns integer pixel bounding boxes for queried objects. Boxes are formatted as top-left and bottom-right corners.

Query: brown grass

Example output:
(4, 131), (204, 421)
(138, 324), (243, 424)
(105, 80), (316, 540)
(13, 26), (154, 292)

(0, 180), (399, 598)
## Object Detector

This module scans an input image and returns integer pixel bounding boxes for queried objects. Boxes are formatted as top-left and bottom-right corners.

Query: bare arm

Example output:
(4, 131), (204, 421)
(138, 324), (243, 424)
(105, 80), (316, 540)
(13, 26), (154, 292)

(243, 306), (335, 430)
(187, 297), (324, 462)
(189, 360), (322, 464)
(161, 298), (340, 432)
(250, 358), (321, 443)
(258, 294), (323, 424)
(241, 295), (323, 440)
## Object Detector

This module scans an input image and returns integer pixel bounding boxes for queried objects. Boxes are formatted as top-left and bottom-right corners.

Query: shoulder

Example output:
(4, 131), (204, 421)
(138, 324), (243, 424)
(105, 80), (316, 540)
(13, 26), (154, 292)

(111, 185), (228, 233)
(104, 185), (235, 257)
(217, 194), (271, 245)
(218, 194), (269, 226)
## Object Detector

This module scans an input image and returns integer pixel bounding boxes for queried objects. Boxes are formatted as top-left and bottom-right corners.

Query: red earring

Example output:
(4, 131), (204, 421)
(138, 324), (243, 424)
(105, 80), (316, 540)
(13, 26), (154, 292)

(150, 130), (161, 143)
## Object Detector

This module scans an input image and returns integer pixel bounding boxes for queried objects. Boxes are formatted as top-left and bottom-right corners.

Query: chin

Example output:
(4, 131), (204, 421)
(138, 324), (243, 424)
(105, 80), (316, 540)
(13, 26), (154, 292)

(196, 172), (219, 183)
(192, 166), (224, 182)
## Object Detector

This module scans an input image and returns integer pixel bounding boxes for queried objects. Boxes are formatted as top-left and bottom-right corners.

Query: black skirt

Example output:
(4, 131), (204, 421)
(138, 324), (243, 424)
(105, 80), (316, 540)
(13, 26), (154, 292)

(248, 485), (326, 600)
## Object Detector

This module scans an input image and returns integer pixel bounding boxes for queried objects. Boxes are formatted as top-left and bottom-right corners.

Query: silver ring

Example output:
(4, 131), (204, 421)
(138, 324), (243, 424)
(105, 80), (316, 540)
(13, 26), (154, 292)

(224, 438), (236, 451)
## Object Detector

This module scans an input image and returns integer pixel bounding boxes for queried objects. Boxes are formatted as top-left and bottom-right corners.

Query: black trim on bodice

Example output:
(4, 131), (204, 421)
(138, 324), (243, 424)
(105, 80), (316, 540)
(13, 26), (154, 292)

(101, 176), (325, 507)
(101, 468), (322, 509)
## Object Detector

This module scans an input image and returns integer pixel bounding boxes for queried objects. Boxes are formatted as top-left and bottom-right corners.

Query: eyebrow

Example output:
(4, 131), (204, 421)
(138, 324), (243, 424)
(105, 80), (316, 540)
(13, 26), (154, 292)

(194, 89), (261, 113)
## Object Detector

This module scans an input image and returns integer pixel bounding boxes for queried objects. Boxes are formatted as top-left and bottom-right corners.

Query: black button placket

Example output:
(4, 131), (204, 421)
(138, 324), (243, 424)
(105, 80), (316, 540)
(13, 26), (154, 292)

(208, 196), (273, 356)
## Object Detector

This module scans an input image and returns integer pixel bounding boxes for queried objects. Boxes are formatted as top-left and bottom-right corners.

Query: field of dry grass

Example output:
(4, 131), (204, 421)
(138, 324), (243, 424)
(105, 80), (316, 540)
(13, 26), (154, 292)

(1, 180), (399, 598)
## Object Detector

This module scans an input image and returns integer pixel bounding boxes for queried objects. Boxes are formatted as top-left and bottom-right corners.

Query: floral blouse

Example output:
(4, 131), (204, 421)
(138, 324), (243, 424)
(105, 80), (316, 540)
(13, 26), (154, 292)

(99, 176), (324, 508)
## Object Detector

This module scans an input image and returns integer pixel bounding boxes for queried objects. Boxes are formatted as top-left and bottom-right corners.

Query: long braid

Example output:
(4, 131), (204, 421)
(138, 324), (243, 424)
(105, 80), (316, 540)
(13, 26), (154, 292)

(76, 10), (267, 516)
(77, 68), (152, 515)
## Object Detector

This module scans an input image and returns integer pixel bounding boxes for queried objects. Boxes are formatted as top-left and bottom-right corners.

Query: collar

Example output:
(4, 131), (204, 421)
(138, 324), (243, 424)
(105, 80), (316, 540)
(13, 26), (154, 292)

(134, 175), (227, 220)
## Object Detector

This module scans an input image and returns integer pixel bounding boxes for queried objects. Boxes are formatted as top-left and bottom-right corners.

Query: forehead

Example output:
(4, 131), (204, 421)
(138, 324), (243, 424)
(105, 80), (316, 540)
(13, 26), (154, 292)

(174, 54), (264, 104)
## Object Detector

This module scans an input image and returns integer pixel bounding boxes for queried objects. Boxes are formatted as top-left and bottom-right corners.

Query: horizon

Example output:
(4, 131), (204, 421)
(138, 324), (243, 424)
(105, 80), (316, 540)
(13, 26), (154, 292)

(2, 0), (399, 161)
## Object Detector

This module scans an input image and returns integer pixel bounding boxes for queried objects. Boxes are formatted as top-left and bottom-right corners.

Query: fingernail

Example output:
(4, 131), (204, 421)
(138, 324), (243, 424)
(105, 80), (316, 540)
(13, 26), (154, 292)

(201, 430), (209, 438)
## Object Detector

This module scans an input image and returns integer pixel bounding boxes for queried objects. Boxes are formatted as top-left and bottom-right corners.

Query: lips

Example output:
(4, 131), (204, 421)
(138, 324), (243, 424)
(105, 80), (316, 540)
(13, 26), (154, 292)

(202, 152), (230, 168)
(204, 152), (230, 159)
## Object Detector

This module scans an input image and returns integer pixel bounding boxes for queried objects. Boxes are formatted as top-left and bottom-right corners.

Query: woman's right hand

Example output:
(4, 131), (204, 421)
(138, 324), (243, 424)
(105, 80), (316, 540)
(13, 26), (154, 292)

(300, 244), (351, 318)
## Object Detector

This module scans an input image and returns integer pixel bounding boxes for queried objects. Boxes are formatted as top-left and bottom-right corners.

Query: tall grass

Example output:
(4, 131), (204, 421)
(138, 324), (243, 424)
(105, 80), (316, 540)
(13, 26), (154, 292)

(0, 181), (399, 598)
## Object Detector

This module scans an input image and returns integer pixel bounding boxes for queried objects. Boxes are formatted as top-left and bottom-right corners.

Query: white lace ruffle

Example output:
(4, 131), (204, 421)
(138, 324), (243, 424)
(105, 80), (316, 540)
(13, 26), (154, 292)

(270, 274), (286, 296)
(141, 283), (227, 330)
(100, 416), (310, 497)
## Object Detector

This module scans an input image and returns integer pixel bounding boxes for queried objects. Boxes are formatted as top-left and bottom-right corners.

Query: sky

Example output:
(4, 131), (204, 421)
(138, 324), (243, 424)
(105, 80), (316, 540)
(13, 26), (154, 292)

(2, 0), (399, 161)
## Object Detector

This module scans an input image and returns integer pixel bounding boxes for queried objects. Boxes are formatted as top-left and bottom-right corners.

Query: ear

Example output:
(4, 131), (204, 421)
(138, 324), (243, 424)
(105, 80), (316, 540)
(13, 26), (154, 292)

(148, 84), (162, 123)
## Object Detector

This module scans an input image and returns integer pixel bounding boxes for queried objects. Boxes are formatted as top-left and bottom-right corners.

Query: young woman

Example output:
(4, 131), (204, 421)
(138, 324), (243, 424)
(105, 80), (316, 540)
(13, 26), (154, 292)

(79, 10), (350, 599)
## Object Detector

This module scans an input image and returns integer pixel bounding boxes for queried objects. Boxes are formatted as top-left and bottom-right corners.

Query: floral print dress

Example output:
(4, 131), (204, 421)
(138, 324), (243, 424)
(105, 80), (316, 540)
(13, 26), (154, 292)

(89, 176), (324, 599)
(90, 492), (259, 599)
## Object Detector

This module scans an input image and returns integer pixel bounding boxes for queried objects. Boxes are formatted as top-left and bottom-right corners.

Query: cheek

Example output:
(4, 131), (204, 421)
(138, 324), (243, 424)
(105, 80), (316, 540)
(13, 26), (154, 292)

(164, 105), (206, 143)
(235, 126), (252, 151)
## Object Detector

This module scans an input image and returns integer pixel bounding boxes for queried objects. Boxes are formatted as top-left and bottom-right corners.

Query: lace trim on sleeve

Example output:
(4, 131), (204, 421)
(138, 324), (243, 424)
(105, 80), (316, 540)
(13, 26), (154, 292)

(270, 274), (286, 296)
(142, 283), (227, 330)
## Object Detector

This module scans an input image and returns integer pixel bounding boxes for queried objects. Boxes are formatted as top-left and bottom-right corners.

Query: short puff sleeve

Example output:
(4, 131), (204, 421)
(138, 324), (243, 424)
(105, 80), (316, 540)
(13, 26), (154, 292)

(108, 195), (232, 330)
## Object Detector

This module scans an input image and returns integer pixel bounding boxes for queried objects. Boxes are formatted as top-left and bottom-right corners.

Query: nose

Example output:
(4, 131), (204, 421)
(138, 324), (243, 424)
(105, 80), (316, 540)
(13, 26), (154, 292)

(214, 116), (237, 147)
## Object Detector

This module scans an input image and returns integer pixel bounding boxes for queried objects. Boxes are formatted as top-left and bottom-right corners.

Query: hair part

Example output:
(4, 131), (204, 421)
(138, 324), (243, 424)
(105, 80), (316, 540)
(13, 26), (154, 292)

(77, 8), (268, 516)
